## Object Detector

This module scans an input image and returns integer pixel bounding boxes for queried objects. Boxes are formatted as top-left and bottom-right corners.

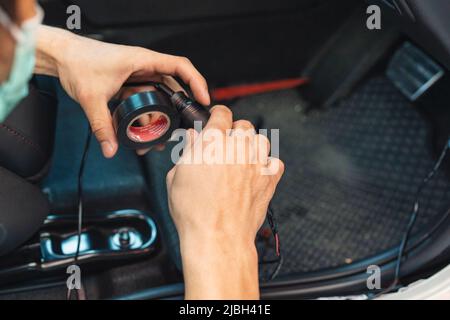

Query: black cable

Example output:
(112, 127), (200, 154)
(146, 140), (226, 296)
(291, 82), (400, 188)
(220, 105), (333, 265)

(75, 128), (92, 262)
(67, 127), (92, 300)
(266, 202), (283, 281)
(371, 138), (450, 298)
(269, 255), (283, 281)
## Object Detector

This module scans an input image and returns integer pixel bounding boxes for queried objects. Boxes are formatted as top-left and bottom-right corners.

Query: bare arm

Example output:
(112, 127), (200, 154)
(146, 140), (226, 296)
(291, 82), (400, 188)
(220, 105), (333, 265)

(166, 106), (284, 299)
(35, 25), (210, 158)
(181, 233), (259, 299)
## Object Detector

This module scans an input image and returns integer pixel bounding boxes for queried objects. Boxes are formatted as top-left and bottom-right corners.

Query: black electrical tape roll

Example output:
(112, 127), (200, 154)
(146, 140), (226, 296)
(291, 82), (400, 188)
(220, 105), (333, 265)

(112, 91), (181, 149)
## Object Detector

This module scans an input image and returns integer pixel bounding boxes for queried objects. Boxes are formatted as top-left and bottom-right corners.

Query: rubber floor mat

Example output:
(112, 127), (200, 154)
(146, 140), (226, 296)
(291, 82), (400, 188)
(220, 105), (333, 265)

(230, 76), (450, 277)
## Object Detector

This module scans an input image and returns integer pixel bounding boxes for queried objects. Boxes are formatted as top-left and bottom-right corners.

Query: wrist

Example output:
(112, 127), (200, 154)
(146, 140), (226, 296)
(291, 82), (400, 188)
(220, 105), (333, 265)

(179, 232), (260, 300)
(35, 25), (77, 77)
(180, 231), (257, 262)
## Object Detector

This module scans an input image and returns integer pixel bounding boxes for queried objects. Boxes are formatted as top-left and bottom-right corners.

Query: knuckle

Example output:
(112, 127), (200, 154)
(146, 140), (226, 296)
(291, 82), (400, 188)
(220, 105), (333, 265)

(90, 118), (107, 134)
(277, 159), (285, 173)
(235, 120), (254, 129)
(179, 56), (192, 65)
(218, 116), (233, 129)
(211, 105), (232, 118)
(266, 158), (284, 178)
(257, 134), (270, 147)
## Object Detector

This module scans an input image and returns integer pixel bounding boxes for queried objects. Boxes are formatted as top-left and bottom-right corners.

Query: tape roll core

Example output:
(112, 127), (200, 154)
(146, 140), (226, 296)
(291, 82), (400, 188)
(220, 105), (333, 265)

(112, 91), (180, 149)
(126, 111), (171, 143)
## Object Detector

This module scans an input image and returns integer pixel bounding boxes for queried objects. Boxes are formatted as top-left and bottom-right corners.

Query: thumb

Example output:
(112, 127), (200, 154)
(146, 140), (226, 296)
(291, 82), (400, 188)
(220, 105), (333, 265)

(81, 98), (118, 158)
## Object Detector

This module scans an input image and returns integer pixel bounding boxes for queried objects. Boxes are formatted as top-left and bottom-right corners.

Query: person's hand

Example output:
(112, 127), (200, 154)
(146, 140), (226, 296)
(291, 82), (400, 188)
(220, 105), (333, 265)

(35, 25), (210, 158)
(166, 105), (284, 299)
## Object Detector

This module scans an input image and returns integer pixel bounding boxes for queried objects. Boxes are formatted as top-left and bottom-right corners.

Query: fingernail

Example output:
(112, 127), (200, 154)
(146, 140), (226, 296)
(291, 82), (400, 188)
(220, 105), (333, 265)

(101, 141), (115, 158)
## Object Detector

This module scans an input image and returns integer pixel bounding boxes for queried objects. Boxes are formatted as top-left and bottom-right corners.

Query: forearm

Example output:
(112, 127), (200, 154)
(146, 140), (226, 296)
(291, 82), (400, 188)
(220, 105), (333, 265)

(35, 25), (75, 77)
(180, 233), (260, 300)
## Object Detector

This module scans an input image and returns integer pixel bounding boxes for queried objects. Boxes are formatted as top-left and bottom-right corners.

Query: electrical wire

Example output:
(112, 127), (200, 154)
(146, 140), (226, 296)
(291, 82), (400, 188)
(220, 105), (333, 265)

(75, 128), (92, 262)
(371, 138), (450, 298)
(66, 127), (92, 300)
(266, 202), (283, 281)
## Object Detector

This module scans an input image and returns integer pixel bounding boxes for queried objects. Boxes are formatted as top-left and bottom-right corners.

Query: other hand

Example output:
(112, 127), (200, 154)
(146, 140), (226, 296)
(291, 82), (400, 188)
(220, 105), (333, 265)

(166, 105), (284, 299)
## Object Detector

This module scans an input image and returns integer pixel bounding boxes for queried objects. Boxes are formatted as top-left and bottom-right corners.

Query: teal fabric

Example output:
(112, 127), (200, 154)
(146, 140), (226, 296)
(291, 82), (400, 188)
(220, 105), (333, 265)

(0, 6), (42, 122)
(0, 39), (35, 121)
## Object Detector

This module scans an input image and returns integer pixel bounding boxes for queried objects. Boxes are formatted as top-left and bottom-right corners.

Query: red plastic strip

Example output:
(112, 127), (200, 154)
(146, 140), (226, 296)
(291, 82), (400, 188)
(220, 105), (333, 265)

(211, 78), (309, 101)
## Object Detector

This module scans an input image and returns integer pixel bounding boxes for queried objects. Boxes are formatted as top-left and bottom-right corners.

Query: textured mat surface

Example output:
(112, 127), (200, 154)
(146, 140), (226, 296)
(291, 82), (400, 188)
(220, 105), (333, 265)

(231, 76), (450, 276)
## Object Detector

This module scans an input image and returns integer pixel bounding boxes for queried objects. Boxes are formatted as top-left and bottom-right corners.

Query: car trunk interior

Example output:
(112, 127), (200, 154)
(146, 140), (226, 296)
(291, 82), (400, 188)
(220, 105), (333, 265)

(1, 0), (450, 299)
